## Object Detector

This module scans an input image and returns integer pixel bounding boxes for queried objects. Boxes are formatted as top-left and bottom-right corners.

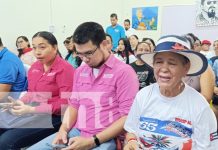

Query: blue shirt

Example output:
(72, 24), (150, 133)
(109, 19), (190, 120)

(0, 47), (27, 94)
(66, 54), (79, 68)
(106, 24), (126, 51)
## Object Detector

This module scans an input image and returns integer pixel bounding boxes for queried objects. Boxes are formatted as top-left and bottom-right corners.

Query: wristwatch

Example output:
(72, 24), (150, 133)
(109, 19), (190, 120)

(93, 135), (101, 147)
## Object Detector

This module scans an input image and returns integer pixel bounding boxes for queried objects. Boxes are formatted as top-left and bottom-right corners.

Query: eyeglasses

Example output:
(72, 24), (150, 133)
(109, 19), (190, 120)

(76, 47), (98, 58)
(207, 1), (217, 5)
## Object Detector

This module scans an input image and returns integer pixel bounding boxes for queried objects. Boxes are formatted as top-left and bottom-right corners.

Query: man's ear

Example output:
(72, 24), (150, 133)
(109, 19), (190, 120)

(99, 40), (108, 49)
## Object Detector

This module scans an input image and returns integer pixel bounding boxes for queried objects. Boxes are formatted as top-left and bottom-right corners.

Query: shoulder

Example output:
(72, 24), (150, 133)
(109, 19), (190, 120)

(56, 58), (75, 73)
(184, 84), (209, 106)
(135, 84), (157, 102)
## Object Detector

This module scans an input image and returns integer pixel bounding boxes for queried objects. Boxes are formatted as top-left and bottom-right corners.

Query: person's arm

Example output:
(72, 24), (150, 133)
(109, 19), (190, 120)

(30, 66), (74, 114)
(124, 133), (138, 150)
(0, 61), (18, 101)
(64, 66), (139, 150)
(52, 106), (78, 145)
(0, 83), (11, 101)
(94, 66), (139, 145)
(123, 91), (141, 150)
(200, 65), (215, 102)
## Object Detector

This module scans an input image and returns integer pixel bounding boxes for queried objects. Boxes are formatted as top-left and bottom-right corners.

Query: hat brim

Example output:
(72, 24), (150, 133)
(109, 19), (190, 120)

(139, 50), (208, 76)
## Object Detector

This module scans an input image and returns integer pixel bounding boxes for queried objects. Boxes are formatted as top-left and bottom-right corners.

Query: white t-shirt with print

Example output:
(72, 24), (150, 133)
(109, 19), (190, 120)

(124, 83), (218, 150)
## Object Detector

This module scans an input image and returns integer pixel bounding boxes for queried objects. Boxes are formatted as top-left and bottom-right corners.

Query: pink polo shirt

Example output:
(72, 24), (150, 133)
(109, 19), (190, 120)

(69, 54), (139, 137)
(21, 55), (74, 115)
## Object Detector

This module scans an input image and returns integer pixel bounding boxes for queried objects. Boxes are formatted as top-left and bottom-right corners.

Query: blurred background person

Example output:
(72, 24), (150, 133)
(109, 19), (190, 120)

(116, 38), (136, 64)
(130, 41), (155, 90)
(123, 19), (135, 38)
(16, 36), (36, 66)
(106, 13), (126, 52)
(129, 35), (139, 51)
(142, 37), (156, 52)
(64, 36), (82, 68)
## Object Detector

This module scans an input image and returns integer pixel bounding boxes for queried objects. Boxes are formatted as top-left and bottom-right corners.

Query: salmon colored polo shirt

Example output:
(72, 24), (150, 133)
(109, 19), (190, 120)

(21, 55), (74, 115)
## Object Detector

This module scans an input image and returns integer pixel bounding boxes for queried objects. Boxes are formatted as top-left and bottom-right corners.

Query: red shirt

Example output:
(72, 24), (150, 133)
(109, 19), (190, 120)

(21, 55), (74, 115)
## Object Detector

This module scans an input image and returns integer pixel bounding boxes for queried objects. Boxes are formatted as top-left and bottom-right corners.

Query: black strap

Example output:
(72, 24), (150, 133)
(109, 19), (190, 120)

(93, 135), (101, 147)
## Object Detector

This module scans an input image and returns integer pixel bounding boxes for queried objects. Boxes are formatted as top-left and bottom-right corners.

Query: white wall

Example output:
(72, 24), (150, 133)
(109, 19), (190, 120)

(123, 0), (198, 42)
(0, 0), (124, 56)
(1, 0), (217, 56)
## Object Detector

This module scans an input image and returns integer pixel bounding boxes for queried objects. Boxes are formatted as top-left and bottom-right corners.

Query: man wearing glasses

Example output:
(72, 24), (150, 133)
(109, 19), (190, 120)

(28, 22), (139, 150)
(196, 0), (218, 26)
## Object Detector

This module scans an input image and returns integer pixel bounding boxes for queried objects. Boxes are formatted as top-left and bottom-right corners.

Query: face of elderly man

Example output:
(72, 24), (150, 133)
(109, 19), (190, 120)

(202, 0), (218, 18)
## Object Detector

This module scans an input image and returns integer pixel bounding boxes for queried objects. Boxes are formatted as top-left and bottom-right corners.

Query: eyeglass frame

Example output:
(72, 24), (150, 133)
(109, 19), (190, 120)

(76, 46), (98, 58)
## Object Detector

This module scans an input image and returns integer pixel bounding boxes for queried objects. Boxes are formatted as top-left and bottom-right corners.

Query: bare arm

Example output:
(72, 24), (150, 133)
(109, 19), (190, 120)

(96, 116), (127, 144)
(52, 106), (78, 145)
(61, 106), (78, 131)
(0, 83), (11, 101)
(200, 65), (215, 103)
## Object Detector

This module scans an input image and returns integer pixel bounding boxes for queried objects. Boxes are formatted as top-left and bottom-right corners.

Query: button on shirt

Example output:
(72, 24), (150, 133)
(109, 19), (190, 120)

(69, 54), (139, 137)
(21, 55), (74, 115)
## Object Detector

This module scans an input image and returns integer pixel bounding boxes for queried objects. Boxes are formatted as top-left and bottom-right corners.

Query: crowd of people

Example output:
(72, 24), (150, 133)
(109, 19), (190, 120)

(0, 12), (218, 150)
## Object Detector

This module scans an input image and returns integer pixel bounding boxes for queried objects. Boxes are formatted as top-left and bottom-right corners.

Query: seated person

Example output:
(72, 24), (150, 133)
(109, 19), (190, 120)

(16, 36), (36, 66)
(0, 37), (27, 101)
(124, 35), (217, 149)
(115, 38), (137, 64)
(64, 36), (82, 68)
(130, 41), (155, 90)
(0, 31), (75, 149)
(28, 22), (139, 150)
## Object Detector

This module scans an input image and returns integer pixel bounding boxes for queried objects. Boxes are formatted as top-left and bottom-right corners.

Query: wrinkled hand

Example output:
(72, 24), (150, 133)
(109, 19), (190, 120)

(52, 127), (68, 145)
(10, 100), (35, 115)
(123, 141), (139, 150)
(62, 136), (95, 150)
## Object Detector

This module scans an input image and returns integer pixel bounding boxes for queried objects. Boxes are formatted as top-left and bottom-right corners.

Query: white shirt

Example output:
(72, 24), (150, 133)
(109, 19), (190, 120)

(125, 83), (218, 150)
(125, 28), (136, 38)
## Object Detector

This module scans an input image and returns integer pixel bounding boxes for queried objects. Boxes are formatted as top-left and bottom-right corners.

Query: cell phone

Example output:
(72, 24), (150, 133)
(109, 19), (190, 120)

(47, 143), (67, 150)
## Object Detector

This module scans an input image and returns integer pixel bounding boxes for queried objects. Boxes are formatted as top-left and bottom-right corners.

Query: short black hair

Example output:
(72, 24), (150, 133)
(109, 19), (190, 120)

(0, 37), (3, 46)
(63, 36), (72, 44)
(124, 19), (130, 24)
(73, 22), (106, 47)
(110, 13), (118, 19)
(105, 33), (113, 43)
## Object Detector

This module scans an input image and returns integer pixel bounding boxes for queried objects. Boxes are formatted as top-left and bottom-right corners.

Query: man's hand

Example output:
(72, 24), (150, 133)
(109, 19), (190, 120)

(10, 100), (35, 115)
(63, 136), (95, 150)
(52, 126), (68, 145)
